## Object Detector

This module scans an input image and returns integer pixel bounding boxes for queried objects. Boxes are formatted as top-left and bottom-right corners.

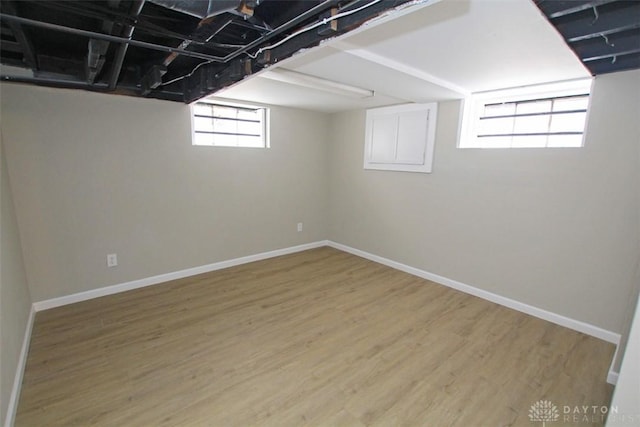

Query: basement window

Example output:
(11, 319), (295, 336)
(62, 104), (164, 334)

(191, 101), (268, 148)
(459, 79), (592, 148)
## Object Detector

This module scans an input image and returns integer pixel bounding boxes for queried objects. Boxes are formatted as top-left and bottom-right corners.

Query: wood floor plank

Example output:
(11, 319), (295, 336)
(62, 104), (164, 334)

(15, 247), (615, 426)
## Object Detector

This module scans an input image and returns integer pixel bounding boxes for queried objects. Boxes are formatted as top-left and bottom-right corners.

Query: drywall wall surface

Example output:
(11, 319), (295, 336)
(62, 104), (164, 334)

(606, 294), (640, 425)
(328, 70), (640, 333)
(613, 260), (640, 373)
(1, 84), (329, 301)
(0, 128), (32, 424)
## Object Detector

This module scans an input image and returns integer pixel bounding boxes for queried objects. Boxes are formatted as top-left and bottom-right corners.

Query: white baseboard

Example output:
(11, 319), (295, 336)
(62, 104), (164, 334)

(326, 241), (621, 345)
(607, 343), (620, 385)
(22, 238), (621, 410)
(4, 305), (36, 427)
(33, 240), (622, 345)
(33, 241), (328, 312)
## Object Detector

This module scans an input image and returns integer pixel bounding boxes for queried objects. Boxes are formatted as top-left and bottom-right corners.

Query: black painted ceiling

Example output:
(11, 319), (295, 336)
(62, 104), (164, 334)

(0, 0), (418, 103)
(534, 0), (640, 75)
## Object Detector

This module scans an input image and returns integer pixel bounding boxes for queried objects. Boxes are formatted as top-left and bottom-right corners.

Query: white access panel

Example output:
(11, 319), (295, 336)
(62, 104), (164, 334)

(396, 111), (429, 164)
(364, 102), (437, 173)
(369, 115), (398, 163)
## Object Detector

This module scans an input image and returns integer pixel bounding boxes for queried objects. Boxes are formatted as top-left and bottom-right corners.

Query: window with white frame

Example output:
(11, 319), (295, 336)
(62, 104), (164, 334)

(459, 79), (592, 148)
(191, 101), (268, 148)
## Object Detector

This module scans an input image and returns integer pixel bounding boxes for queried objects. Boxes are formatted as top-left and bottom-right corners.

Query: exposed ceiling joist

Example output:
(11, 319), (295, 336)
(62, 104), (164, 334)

(557, 2), (640, 42)
(586, 51), (640, 74)
(1, 0), (428, 103)
(540, 0), (619, 19)
(573, 29), (640, 61)
(535, 0), (640, 75)
(85, 38), (109, 84)
(108, 0), (145, 89)
(0, 13), (228, 62)
(1, 40), (22, 53)
(1, 1), (38, 69)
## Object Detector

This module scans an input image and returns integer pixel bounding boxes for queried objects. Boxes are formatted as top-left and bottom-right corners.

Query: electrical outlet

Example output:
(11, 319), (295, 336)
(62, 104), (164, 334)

(107, 253), (118, 267)
(297, 222), (303, 232)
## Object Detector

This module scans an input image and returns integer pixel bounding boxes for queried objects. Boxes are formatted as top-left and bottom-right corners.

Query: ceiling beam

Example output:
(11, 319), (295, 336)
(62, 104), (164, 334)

(576, 30), (640, 62)
(141, 14), (235, 96)
(85, 39), (109, 84)
(162, 16), (233, 68)
(1, 70), (184, 102)
(35, 55), (84, 78)
(584, 51), (640, 74)
(1, 1), (38, 70)
(35, 0), (184, 41)
(537, 0), (619, 19)
(582, 48), (640, 63)
(108, 0), (146, 89)
(556, 2), (640, 42)
(222, 0), (339, 64)
(1, 39), (22, 53)
(1, 74), (108, 88)
(140, 64), (168, 95)
(0, 13), (227, 62)
(1, 26), (14, 36)
(230, 18), (270, 34)
(0, 57), (25, 68)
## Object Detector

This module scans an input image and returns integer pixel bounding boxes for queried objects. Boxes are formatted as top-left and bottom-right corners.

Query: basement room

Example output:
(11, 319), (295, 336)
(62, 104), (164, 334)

(1, 0), (639, 425)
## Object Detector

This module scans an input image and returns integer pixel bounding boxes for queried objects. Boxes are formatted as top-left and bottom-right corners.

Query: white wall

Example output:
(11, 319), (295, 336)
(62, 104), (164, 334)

(328, 70), (640, 334)
(606, 293), (640, 425)
(0, 130), (32, 424)
(1, 71), (639, 335)
(0, 84), (329, 302)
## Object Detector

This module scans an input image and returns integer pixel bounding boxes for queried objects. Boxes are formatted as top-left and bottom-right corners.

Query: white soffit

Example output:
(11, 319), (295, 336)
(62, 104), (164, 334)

(219, 0), (590, 112)
(282, 46), (465, 101)
(341, 0), (590, 92)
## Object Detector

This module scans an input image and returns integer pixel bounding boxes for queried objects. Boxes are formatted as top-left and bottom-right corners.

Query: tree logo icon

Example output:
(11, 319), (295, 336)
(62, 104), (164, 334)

(529, 400), (559, 426)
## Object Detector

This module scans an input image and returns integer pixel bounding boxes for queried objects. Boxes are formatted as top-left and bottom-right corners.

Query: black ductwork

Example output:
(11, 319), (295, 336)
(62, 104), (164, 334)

(147, 0), (246, 19)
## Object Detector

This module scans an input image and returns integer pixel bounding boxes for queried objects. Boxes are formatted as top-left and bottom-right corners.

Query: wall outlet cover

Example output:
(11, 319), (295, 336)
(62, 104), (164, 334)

(107, 253), (118, 267)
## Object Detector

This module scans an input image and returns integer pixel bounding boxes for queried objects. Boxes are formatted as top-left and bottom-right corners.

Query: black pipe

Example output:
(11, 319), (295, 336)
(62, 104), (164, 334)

(0, 74), (185, 99)
(1, 74), (110, 89)
(108, 0), (146, 90)
(0, 13), (226, 62)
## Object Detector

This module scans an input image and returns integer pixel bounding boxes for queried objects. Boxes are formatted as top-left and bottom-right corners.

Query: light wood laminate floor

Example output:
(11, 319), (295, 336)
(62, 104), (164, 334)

(16, 247), (614, 426)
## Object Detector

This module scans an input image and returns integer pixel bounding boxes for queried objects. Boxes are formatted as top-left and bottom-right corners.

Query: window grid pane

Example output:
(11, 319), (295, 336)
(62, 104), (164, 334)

(483, 103), (515, 118)
(476, 93), (588, 148)
(516, 99), (551, 115)
(553, 96), (589, 112)
(193, 102), (266, 148)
